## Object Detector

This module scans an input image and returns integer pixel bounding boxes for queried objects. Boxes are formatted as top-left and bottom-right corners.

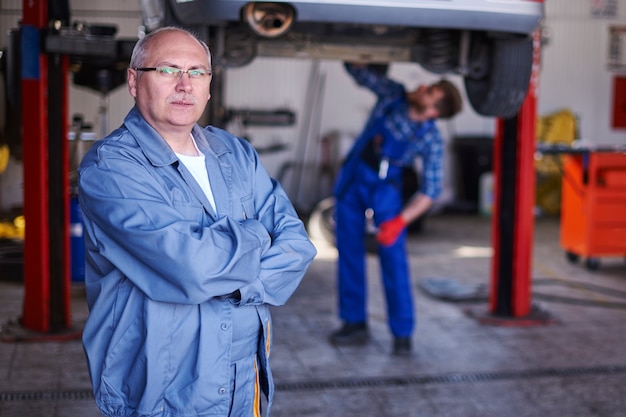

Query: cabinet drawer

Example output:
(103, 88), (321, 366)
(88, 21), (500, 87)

(592, 197), (626, 223)
(588, 226), (626, 254)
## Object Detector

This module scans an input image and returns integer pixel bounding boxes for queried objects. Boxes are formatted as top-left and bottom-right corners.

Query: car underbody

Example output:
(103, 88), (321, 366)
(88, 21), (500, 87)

(140, 0), (544, 118)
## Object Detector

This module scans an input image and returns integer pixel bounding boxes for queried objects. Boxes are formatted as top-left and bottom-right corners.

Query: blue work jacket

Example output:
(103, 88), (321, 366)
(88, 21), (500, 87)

(78, 106), (316, 417)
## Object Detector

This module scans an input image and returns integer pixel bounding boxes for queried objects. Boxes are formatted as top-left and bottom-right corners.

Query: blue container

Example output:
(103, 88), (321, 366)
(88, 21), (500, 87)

(70, 197), (85, 282)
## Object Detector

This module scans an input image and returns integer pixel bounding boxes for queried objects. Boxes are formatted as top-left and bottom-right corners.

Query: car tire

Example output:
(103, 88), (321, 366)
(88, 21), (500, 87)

(307, 166), (423, 249)
(307, 196), (337, 246)
(464, 35), (533, 119)
(307, 197), (380, 254)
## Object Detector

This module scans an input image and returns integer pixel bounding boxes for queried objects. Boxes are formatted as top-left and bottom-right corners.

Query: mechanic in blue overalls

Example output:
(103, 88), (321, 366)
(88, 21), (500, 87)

(330, 62), (463, 355)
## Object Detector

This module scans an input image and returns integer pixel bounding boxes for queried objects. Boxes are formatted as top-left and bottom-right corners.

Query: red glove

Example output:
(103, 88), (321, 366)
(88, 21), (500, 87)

(376, 215), (407, 246)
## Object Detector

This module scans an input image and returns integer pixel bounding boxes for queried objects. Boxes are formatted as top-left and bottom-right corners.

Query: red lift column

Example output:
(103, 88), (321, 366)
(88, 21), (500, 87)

(19, 0), (73, 337)
(485, 30), (551, 324)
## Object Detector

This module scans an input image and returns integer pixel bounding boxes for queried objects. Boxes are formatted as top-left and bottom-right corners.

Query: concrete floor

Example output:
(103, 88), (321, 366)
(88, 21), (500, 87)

(1, 213), (626, 417)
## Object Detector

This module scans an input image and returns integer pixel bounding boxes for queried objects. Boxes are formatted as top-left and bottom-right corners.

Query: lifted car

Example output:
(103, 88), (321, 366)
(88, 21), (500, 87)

(140, 0), (544, 118)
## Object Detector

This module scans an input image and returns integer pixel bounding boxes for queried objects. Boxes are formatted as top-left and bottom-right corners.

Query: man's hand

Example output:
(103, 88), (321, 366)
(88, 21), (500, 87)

(376, 215), (407, 246)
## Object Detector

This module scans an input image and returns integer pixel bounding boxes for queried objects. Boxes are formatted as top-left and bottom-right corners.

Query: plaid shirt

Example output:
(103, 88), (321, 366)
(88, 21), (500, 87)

(345, 63), (444, 200)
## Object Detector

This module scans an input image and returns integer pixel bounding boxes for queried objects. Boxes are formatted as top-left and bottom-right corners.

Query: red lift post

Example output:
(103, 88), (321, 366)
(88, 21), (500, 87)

(18, 0), (73, 337)
(483, 30), (551, 325)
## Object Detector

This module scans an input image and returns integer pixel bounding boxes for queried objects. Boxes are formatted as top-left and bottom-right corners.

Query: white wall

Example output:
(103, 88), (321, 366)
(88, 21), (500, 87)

(1, 0), (625, 211)
(540, 0), (626, 144)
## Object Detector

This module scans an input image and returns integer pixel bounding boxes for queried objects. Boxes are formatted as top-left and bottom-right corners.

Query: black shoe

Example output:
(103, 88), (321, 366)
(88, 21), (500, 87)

(329, 322), (369, 346)
(393, 337), (412, 356)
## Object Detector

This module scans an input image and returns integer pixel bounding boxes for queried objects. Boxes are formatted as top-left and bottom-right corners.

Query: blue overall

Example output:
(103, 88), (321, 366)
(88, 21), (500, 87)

(333, 64), (443, 338)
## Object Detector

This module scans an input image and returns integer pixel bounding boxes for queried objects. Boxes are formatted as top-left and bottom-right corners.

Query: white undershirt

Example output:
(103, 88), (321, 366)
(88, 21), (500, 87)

(175, 136), (217, 211)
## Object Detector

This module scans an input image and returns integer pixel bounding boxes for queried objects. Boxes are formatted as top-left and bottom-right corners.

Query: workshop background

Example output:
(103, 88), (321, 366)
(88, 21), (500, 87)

(0, 0), (625, 215)
(1, 2), (626, 417)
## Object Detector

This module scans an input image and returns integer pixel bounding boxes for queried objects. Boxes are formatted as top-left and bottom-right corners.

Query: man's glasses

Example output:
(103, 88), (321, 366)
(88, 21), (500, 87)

(133, 66), (212, 80)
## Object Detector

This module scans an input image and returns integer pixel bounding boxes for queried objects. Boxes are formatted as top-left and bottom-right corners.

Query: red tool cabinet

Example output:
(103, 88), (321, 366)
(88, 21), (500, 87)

(560, 151), (626, 270)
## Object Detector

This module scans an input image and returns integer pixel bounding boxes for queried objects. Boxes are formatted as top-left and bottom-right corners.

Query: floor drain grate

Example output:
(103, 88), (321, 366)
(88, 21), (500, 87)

(0, 389), (94, 402)
(1, 365), (625, 400)
(275, 364), (626, 391)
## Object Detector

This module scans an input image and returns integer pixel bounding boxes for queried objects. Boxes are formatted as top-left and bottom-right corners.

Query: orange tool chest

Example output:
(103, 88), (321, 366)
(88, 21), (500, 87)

(560, 151), (626, 270)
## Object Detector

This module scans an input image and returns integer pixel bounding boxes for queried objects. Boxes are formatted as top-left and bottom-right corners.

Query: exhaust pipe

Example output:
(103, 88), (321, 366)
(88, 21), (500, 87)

(242, 2), (295, 38)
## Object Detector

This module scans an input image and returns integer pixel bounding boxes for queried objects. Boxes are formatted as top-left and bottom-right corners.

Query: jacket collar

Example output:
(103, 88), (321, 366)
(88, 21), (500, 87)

(124, 106), (233, 165)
